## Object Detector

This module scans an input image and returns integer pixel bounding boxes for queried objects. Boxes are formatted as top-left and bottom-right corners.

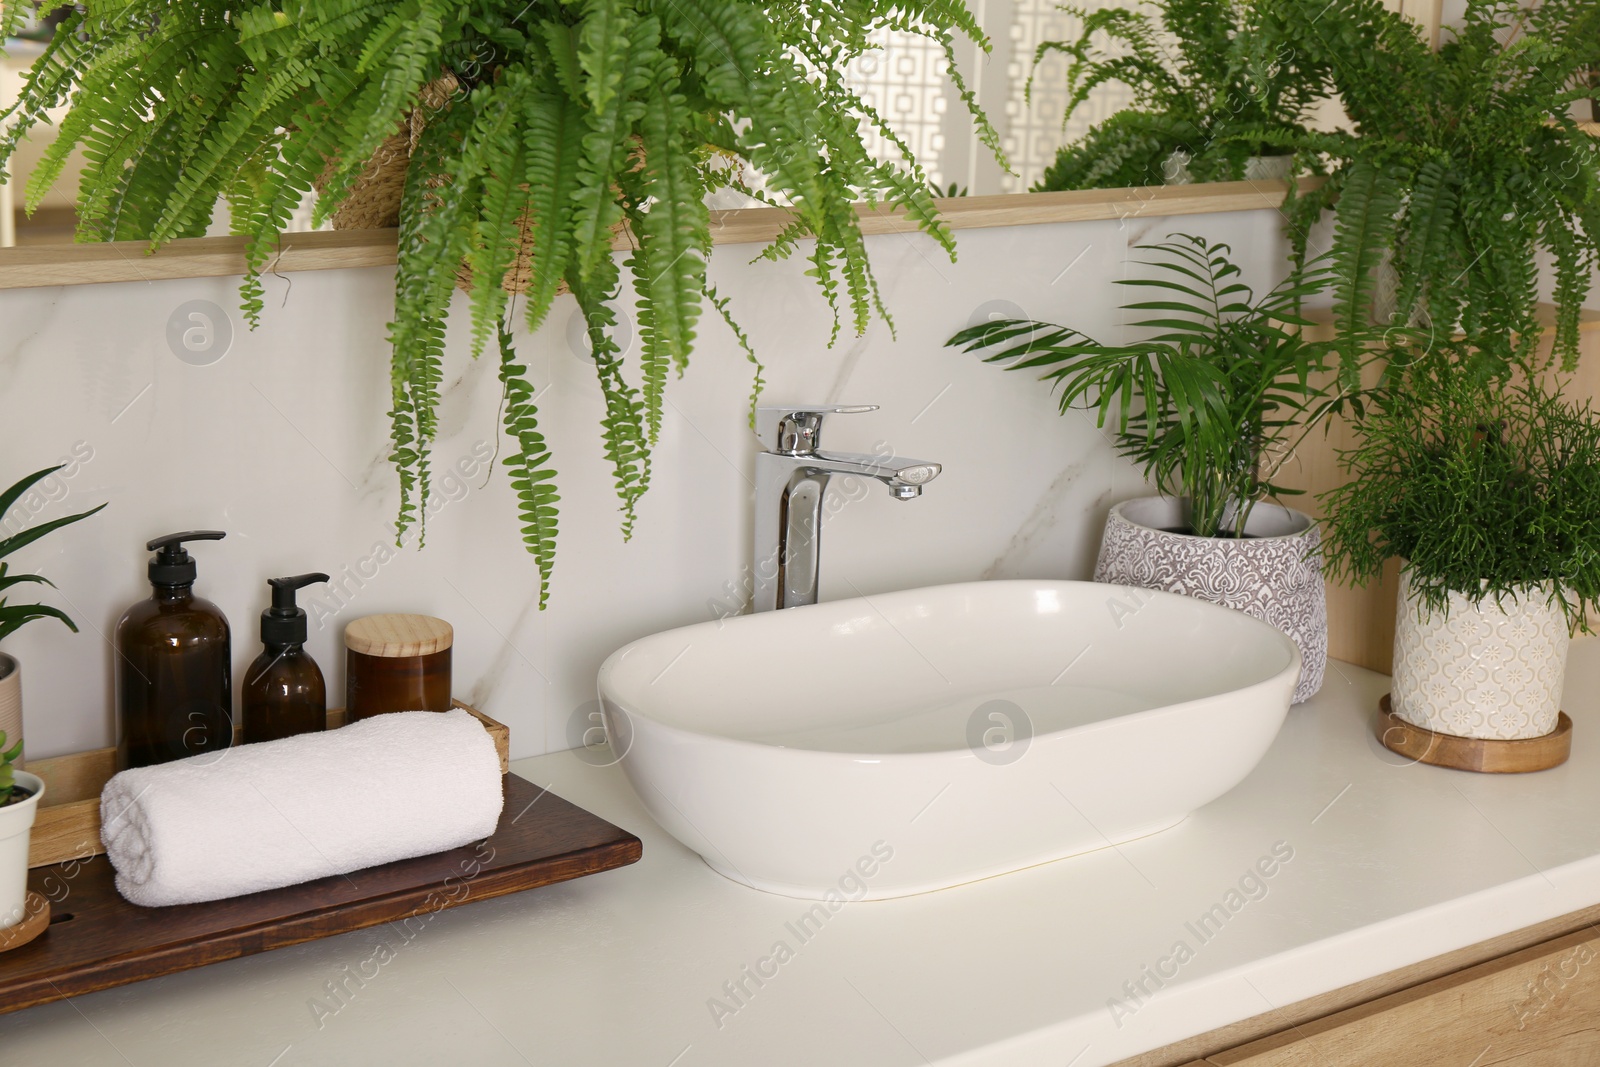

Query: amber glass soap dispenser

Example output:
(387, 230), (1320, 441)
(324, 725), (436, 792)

(116, 531), (233, 769)
(242, 573), (330, 744)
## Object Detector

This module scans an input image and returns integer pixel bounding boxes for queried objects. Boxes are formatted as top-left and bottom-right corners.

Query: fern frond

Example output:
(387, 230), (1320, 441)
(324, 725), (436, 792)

(570, 270), (652, 540)
(518, 86), (587, 334)
(707, 284), (764, 428)
(630, 58), (709, 441)
(1328, 159), (1403, 384)
(495, 318), (560, 608)
(388, 101), (480, 543)
(464, 76), (532, 358)
(571, 7), (655, 286)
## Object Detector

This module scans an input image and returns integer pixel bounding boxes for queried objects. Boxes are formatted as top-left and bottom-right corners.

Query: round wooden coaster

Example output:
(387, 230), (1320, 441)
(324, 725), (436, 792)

(1376, 694), (1572, 773)
(0, 892), (49, 952)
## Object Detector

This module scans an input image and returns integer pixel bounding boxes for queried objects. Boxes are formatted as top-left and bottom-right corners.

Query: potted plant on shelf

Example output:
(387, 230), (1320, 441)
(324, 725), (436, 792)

(0, 465), (103, 765)
(0, 730), (42, 930)
(1321, 343), (1600, 744)
(948, 235), (1370, 703)
(0, 0), (1002, 608)
(1261, 0), (1600, 379)
(1030, 0), (1329, 192)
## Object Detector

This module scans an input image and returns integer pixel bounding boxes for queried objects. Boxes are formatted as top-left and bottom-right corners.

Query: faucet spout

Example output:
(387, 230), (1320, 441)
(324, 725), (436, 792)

(751, 406), (941, 613)
(803, 450), (942, 489)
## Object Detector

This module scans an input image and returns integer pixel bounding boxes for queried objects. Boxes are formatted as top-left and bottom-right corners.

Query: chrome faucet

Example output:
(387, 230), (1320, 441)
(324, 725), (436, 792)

(753, 405), (941, 612)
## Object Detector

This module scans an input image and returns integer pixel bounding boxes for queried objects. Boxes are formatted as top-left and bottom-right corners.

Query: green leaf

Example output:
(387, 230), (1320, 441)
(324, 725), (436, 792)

(0, 604), (80, 645)
(0, 465), (67, 521)
(0, 503), (106, 562)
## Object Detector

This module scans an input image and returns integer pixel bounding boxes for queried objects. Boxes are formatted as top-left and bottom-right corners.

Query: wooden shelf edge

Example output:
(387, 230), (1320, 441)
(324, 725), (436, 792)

(0, 228), (399, 290)
(1297, 302), (1600, 338)
(0, 179), (1320, 292)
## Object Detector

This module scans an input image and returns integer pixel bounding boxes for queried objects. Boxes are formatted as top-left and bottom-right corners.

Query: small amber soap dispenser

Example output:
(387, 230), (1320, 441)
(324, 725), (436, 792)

(242, 573), (330, 744)
(116, 531), (233, 769)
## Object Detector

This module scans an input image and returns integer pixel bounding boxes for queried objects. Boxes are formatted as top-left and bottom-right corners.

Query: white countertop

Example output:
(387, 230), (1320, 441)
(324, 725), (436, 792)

(4, 650), (1599, 1066)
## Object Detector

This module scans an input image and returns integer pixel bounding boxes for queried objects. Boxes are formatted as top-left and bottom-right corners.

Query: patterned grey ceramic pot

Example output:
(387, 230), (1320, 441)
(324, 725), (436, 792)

(1093, 497), (1327, 704)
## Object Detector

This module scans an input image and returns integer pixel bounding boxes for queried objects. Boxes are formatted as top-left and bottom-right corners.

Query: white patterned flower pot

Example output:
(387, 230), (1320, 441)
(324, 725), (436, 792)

(1162, 149), (1194, 185)
(1093, 497), (1326, 704)
(0, 770), (42, 930)
(1244, 154), (1295, 181)
(1391, 567), (1569, 740)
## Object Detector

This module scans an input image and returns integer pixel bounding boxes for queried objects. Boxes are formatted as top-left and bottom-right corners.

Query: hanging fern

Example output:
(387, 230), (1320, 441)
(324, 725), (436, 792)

(1259, 0), (1600, 378)
(1030, 0), (1332, 191)
(0, 0), (1000, 607)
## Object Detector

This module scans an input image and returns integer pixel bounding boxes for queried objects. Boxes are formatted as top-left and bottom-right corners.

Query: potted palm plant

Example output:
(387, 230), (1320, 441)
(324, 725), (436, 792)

(1322, 344), (1600, 745)
(0, 0), (1002, 607)
(1030, 0), (1329, 192)
(949, 235), (1370, 703)
(0, 465), (103, 765)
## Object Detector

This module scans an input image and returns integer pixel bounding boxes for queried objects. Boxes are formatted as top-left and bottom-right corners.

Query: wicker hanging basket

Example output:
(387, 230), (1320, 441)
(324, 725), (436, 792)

(314, 77), (550, 296)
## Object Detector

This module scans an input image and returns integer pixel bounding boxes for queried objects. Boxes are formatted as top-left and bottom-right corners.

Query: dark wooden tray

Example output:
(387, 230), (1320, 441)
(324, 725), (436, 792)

(0, 773), (641, 1013)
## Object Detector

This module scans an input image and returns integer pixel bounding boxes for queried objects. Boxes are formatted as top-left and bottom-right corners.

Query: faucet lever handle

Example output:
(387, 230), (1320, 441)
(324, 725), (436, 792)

(755, 404), (877, 454)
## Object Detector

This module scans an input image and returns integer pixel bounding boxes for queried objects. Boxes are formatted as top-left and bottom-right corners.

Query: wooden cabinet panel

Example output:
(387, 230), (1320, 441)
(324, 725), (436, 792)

(1207, 926), (1600, 1066)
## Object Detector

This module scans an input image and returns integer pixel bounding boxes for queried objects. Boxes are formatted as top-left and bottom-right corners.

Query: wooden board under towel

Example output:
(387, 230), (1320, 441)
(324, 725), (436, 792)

(0, 773), (641, 1014)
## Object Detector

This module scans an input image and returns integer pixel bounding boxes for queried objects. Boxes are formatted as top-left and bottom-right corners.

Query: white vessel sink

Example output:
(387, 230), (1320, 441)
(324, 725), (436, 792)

(599, 580), (1300, 899)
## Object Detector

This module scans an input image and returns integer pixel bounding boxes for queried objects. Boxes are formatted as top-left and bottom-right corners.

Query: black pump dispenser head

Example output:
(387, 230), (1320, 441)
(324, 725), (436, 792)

(261, 573), (329, 646)
(146, 530), (226, 586)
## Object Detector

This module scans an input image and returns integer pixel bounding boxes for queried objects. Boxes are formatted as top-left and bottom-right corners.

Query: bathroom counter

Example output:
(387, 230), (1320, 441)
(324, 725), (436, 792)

(3, 654), (1599, 1065)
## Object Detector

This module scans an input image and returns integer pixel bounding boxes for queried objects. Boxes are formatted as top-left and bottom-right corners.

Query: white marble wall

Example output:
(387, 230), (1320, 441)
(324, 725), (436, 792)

(0, 210), (1289, 760)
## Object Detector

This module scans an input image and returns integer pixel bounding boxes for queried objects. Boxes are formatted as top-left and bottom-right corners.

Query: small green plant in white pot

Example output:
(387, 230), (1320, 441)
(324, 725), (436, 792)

(0, 465), (105, 764)
(949, 235), (1371, 703)
(0, 731), (42, 929)
(1322, 345), (1600, 741)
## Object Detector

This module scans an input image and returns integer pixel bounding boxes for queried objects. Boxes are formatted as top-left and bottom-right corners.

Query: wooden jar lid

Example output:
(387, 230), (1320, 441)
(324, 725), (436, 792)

(345, 614), (453, 657)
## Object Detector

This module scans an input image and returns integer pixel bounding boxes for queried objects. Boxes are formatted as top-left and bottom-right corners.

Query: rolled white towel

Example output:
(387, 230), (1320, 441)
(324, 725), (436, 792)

(100, 709), (504, 907)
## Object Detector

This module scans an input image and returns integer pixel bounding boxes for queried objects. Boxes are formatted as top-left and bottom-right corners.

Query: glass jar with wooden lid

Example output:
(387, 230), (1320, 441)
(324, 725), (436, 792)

(344, 614), (453, 721)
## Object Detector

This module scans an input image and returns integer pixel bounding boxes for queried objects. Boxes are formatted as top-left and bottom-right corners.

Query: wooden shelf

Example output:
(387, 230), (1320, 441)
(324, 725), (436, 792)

(0, 178), (1320, 291)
